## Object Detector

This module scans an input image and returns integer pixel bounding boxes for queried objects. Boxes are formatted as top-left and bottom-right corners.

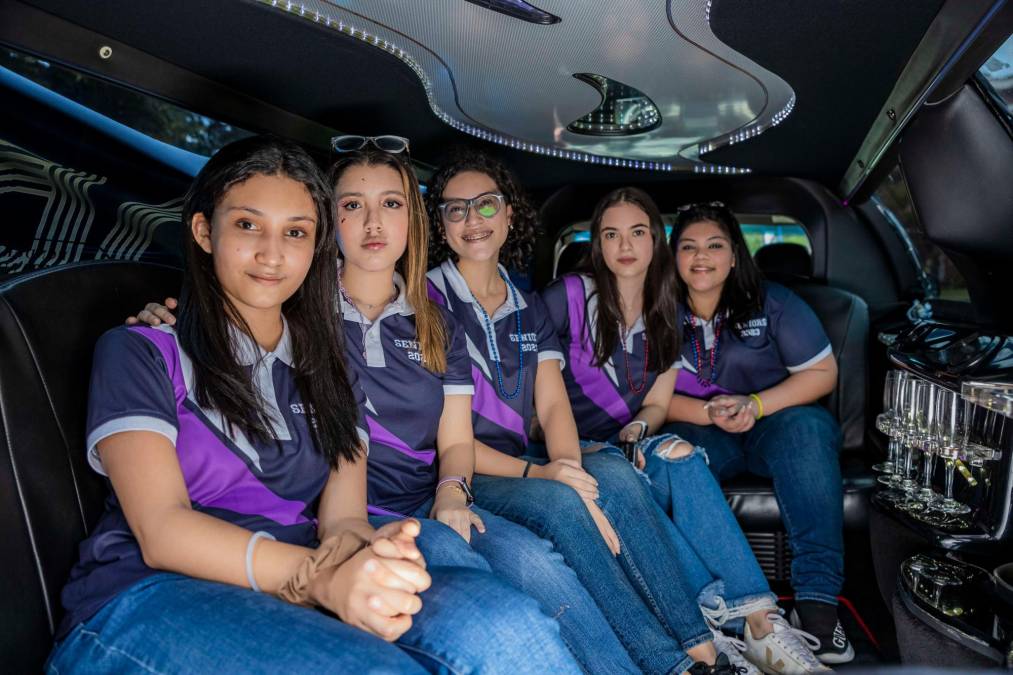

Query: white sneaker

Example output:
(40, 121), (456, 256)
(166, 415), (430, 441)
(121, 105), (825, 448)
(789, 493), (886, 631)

(711, 627), (761, 674)
(743, 612), (832, 674)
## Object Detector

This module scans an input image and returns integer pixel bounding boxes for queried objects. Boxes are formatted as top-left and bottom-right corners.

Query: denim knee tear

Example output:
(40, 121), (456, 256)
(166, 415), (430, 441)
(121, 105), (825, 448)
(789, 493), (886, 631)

(641, 435), (709, 465)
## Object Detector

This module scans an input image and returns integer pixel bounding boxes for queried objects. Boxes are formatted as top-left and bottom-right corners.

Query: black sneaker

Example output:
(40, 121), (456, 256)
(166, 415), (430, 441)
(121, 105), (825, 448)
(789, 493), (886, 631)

(789, 601), (855, 665)
(687, 653), (749, 675)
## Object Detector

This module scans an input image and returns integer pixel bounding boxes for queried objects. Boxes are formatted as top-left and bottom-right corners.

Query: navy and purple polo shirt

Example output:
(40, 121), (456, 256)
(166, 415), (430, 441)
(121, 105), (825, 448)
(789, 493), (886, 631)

(541, 273), (678, 442)
(59, 321), (368, 636)
(341, 272), (474, 517)
(675, 281), (832, 399)
(427, 260), (565, 458)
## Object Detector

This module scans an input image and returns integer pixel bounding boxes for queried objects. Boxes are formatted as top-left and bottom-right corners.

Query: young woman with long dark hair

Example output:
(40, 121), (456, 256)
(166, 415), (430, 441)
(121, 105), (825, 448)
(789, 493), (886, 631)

(541, 187), (830, 675)
(61, 135), (577, 673)
(425, 151), (769, 675)
(665, 202), (849, 665)
(128, 139), (616, 673)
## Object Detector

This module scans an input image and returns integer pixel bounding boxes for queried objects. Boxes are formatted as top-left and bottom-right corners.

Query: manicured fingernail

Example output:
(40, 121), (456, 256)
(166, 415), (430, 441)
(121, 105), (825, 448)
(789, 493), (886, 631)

(364, 560), (377, 573)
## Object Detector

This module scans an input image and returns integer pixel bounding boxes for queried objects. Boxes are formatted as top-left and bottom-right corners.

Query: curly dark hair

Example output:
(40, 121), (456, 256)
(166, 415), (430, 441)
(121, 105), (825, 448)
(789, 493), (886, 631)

(425, 150), (539, 271)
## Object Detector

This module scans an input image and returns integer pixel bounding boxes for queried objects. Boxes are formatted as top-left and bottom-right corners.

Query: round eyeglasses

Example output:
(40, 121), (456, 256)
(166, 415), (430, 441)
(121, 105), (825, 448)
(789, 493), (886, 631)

(330, 135), (410, 154)
(438, 192), (505, 223)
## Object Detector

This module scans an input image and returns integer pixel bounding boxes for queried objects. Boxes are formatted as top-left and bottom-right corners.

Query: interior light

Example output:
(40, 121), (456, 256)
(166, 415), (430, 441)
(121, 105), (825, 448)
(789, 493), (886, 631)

(567, 74), (662, 137)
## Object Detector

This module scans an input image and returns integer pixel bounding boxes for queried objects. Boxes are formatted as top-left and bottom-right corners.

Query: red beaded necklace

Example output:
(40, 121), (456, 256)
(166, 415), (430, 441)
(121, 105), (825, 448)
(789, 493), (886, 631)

(687, 312), (723, 386)
(618, 320), (650, 394)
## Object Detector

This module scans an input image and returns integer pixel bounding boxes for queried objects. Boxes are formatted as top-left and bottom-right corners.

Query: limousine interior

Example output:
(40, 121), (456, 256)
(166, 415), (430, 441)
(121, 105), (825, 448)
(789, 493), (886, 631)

(2, 0), (1012, 671)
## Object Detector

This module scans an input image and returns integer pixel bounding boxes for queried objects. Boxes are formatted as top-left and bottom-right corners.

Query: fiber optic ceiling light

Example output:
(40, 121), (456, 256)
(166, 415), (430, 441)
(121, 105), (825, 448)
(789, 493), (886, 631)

(259, 0), (796, 173)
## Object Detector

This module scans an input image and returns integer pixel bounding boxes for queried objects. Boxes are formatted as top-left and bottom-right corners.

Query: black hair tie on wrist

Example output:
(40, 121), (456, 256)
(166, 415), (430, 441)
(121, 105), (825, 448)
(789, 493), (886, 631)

(522, 461), (532, 478)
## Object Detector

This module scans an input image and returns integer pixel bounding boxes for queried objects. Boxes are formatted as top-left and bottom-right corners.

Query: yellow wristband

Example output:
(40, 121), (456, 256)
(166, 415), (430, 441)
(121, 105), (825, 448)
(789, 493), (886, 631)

(749, 393), (764, 419)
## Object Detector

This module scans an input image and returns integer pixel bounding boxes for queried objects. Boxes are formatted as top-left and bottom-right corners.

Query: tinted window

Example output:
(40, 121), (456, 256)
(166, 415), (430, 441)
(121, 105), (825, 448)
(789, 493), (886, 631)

(873, 165), (970, 302)
(977, 33), (1013, 119)
(554, 212), (809, 277)
(1, 49), (251, 156)
(0, 48), (249, 281)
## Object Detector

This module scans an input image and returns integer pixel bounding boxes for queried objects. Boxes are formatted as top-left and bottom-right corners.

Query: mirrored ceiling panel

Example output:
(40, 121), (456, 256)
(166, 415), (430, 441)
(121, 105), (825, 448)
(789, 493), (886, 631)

(257, 0), (796, 172)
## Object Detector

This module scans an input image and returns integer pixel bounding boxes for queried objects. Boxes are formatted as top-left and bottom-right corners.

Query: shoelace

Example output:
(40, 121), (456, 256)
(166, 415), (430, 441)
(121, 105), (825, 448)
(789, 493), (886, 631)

(712, 629), (757, 675)
(766, 613), (825, 669)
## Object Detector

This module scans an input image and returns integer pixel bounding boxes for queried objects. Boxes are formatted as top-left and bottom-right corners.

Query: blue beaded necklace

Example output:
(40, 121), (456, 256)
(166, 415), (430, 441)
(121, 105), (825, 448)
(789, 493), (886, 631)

(469, 268), (524, 400)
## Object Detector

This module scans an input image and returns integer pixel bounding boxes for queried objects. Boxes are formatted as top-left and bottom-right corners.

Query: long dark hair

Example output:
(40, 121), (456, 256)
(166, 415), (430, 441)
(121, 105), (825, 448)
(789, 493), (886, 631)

(329, 146), (448, 373)
(583, 187), (680, 372)
(670, 203), (763, 330)
(177, 135), (362, 468)
(425, 150), (539, 272)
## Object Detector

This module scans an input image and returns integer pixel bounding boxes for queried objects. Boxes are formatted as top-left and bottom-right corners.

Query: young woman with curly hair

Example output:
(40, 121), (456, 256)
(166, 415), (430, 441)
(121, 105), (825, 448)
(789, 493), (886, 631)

(426, 150), (761, 675)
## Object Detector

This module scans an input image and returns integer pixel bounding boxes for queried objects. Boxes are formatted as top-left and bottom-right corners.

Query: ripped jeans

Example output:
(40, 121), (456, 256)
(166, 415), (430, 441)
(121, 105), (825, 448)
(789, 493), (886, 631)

(630, 436), (778, 631)
(371, 500), (636, 675)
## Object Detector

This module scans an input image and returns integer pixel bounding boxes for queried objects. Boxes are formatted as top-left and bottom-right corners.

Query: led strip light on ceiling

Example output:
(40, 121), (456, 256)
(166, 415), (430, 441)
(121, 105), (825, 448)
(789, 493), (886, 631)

(258, 0), (797, 174)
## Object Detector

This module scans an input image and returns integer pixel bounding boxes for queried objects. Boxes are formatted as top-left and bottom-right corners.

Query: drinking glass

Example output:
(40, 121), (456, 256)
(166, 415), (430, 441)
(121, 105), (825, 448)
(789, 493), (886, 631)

(915, 383), (941, 505)
(899, 378), (929, 495)
(899, 379), (932, 511)
(879, 370), (910, 488)
(873, 371), (900, 473)
(932, 387), (971, 515)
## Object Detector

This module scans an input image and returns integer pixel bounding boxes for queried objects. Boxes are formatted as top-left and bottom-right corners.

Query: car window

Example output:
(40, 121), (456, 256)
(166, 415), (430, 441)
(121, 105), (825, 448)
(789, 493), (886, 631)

(873, 165), (970, 302)
(1, 49), (251, 156)
(977, 33), (1013, 120)
(0, 48), (253, 282)
(554, 212), (809, 277)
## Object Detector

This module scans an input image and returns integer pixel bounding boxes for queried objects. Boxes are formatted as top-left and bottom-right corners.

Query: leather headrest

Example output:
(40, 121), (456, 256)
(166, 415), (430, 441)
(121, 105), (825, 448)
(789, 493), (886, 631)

(754, 243), (812, 280)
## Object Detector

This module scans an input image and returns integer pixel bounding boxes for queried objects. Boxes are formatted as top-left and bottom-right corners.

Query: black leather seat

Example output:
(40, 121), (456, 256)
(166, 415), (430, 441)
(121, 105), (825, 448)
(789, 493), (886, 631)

(0, 261), (182, 672)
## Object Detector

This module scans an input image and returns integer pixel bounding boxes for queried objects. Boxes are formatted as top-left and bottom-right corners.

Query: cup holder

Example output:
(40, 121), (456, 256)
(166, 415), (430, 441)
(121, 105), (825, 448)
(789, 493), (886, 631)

(994, 562), (1013, 609)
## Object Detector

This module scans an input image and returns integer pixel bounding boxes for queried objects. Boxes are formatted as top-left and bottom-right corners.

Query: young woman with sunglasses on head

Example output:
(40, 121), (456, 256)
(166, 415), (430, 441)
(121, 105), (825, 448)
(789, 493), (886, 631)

(426, 151), (771, 675)
(664, 203), (849, 666)
(542, 187), (831, 675)
(109, 135), (580, 674)
(327, 139), (642, 674)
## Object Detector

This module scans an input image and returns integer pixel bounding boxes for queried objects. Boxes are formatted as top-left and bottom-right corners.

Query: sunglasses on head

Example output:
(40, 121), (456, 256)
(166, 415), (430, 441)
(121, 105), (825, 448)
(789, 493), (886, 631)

(676, 200), (727, 212)
(330, 135), (410, 154)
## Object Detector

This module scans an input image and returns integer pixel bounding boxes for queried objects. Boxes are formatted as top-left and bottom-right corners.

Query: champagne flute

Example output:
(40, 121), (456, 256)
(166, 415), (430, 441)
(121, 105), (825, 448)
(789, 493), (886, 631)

(879, 370), (910, 488)
(915, 383), (940, 505)
(932, 387), (971, 515)
(899, 379), (931, 510)
(873, 371), (900, 473)
(899, 378), (928, 496)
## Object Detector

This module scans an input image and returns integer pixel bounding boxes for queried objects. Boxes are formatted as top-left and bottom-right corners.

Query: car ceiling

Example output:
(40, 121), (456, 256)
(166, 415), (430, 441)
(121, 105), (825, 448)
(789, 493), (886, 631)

(11, 0), (947, 191)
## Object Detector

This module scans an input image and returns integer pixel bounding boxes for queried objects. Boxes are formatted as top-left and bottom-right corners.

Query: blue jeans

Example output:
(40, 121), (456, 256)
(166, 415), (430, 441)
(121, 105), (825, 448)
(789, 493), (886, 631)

(473, 457), (702, 675)
(662, 404), (844, 605)
(48, 569), (580, 674)
(372, 504), (636, 675)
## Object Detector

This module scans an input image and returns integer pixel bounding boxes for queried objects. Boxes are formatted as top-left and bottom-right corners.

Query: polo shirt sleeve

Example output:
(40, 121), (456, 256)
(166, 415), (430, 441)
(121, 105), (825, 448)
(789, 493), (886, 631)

(770, 286), (833, 372)
(345, 354), (371, 449)
(85, 327), (179, 476)
(442, 311), (475, 396)
(539, 278), (571, 348)
(530, 293), (565, 367)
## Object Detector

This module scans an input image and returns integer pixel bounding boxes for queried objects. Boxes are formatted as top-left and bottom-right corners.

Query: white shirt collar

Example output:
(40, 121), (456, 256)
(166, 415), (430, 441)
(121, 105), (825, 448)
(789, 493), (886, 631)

(229, 316), (294, 368)
(337, 259), (414, 325)
(440, 259), (528, 321)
